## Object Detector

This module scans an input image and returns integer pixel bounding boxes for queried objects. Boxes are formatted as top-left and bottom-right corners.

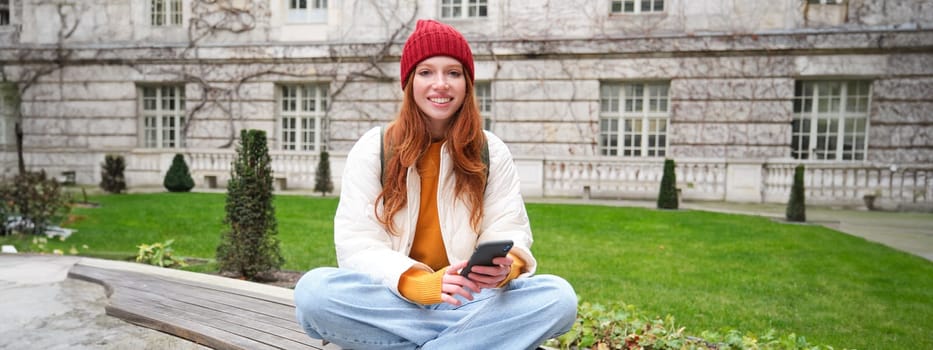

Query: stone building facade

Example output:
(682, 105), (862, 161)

(1, 0), (931, 209)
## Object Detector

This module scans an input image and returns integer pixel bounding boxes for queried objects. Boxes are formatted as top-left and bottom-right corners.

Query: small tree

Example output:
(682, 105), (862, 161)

(786, 164), (806, 222)
(0, 180), (12, 235)
(163, 154), (195, 192)
(99, 154), (127, 194)
(314, 150), (334, 196)
(217, 129), (284, 280)
(5, 171), (70, 235)
(657, 158), (678, 209)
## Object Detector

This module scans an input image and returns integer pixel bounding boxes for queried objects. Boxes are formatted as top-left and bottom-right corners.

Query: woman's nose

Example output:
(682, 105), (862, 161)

(433, 77), (450, 89)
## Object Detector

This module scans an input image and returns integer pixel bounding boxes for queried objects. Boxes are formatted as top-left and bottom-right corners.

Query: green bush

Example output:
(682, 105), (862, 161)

(657, 158), (678, 209)
(314, 150), (334, 196)
(216, 129), (284, 280)
(786, 164), (806, 222)
(136, 239), (187, 268)
(99, 154), (127, 194)
(0, 181), (11, 235)
(2, 171), (70, 235)
(549, 302), (838, 350)
(163, 153), (195, 192)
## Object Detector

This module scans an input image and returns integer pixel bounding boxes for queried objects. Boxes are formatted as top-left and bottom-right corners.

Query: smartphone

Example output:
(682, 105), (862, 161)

(460, 240), (514, 277)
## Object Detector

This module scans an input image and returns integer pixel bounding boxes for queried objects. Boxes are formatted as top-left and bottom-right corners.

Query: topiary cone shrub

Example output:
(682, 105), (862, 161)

(100, 154), (127, 194)
(657, 158), (679, 209)
(313, 150), (334, 196)
(163, 153), (195, 192)
(216, 129), (284, 280)
(786, 164), (806, 222)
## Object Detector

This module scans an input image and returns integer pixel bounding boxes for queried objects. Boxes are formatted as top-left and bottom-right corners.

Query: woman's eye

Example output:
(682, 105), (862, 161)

(448, 71), (462, 78)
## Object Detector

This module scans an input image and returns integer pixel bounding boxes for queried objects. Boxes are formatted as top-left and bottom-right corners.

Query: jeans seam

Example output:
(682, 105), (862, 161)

(315, 326), (413, 347)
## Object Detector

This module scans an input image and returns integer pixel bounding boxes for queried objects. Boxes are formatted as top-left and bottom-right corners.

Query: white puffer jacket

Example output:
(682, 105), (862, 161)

(333, 127), (537, 299)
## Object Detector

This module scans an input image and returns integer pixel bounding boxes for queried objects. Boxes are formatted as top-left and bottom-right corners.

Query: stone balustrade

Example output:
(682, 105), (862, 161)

(16, 148), (926, 210)
(124, 149), (321, 190)
(541, 157), (727, 201)
(541, 157), (933, 209)
(763, 162), (933, 207)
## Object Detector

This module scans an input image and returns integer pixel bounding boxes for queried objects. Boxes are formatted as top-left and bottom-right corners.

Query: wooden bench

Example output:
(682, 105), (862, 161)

(68, 262), (338, 350)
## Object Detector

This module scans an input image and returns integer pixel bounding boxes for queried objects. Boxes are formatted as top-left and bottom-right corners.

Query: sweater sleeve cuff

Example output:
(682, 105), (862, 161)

(497, 253), (526, 288)
(398, 267), (446, 305)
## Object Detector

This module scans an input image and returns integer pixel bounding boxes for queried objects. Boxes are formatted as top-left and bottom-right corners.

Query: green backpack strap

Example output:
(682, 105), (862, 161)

(380, 126), (489, 189)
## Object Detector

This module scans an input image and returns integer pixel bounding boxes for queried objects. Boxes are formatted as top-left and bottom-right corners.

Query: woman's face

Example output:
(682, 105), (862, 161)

(411, 56), (467, 136)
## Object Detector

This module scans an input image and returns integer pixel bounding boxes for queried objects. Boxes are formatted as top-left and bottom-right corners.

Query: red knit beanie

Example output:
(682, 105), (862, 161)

(399, 19), (475, 89)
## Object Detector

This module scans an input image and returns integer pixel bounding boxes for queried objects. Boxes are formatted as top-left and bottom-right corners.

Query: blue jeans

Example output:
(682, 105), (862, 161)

(294, 267), (577, 350)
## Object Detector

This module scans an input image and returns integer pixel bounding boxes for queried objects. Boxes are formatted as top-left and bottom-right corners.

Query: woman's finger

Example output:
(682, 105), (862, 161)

(441, 282), (473, 301)
(440, 292), (461, 306)
(443, 274), (480, 294)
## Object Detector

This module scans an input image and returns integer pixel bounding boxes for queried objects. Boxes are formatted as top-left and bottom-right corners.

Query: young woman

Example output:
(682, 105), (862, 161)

(294, 19), (577, 350)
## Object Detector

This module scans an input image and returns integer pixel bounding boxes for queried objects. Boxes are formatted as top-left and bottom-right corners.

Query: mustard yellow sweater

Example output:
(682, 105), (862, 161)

(398, 141), (524, 305)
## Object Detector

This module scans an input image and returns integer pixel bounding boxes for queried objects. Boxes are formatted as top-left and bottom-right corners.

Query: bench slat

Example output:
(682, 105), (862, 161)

(113, 285), (315, 348)
(111, 271), (301, 325)
(68, 263), (331, 350)
(115, 294), (314, 350)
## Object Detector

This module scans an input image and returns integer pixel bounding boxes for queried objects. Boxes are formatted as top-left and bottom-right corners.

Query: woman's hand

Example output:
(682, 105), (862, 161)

(463, 256), (513, 290)
(440, 261), (481, 306)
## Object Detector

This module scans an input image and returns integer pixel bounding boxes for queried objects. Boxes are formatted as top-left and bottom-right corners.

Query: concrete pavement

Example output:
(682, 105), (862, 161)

(0, 255), (210, 350)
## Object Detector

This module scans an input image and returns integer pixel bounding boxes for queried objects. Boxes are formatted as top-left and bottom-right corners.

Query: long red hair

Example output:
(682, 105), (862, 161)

(376, 74), (487, 235)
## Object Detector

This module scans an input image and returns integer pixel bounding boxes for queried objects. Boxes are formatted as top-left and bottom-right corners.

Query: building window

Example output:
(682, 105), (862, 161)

(0, 0), (10, 26)
(287, 0), (328, 23)
(151, 0), (182, 26)
(279, 84), (328, 151)
(475, 82), (492, 131)
(599, 82), (669, 157)
(0, 84), (17, 146)
(140, 85), (186, 148)
(611, 0), (664, 14)
(792, 80), (871, 161)
(441, 0), (487, 19)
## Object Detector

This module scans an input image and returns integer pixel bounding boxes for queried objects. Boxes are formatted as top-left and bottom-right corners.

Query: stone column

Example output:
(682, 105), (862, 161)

(725, 161), (764, 203)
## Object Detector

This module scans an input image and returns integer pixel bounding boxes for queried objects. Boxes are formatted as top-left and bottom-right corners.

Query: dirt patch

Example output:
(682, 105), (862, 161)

(256, 270), (305, 289)
(69, 202), (101, 209)
(215, 269), (306, 289)
(61, 214), (87, 226)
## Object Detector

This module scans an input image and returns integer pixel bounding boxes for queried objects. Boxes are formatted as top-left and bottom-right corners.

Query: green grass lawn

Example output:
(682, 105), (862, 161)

(3, 192), (931, 350)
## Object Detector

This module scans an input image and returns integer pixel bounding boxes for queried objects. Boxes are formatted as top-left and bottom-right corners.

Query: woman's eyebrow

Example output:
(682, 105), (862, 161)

(416, 63), (462, 70)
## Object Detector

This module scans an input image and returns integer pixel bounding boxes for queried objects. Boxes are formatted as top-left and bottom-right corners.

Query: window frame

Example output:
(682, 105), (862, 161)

(791, 80), (871, 162)
(475, 81), (493, 131)
(0, 0), (11, 26)
(440, 0), (488, 19)
(287, 0), (328, 24)
(599, 81), (670, 157)
(277, 83), (329, 152)
(150, 0), (183, 27)
(610, 0), (665, 14)
(139, 85), (187, 149)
